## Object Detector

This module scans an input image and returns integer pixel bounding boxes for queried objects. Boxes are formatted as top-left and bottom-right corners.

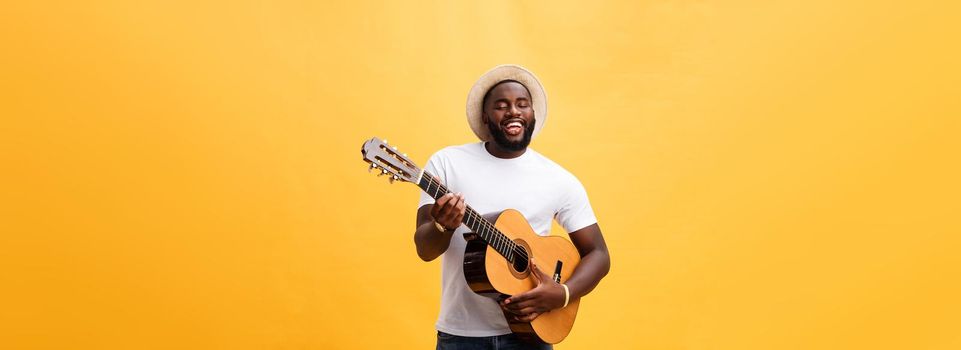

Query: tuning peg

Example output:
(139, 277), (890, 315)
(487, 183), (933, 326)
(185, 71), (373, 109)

(388, 176), (395, 184)
(402, 153), (408, 158)
(383, 139), (388, 145)
(368, 163), (377, 172)
(392, 146), (398, 151)
(377, 169), (387, 177)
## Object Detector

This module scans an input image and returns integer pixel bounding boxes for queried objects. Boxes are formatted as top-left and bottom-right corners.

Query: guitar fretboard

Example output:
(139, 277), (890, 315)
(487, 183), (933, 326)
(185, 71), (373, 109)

(418, 171), (521, 263)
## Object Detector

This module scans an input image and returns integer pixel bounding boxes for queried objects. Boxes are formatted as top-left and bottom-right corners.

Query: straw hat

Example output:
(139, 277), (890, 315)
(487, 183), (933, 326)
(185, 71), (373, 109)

(466, 64), (548, 141)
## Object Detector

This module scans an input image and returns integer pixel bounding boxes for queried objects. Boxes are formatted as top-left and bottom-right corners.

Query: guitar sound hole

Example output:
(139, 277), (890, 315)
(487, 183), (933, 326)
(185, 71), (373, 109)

(512, 252), (529, 274)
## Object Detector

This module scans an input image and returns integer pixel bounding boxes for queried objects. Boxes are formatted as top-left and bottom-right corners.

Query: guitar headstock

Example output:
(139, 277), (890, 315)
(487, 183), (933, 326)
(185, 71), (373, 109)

(360, 137), (422, 184)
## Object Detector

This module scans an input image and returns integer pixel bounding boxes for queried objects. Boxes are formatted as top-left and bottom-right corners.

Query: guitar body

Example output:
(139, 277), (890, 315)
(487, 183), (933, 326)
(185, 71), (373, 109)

(463, 209), (581, 344)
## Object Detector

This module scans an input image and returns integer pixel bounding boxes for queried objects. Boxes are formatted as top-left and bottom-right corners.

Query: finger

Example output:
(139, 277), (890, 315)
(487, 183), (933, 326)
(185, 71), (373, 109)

(441, 193), (455, 206)
(506, 300), (537, 312)
(518, 306), (539, 315)
(432, 194), (452, 215)
(518, 312), (540, 323)
(508, 298), (537, 311)
(531, 261), (551, 282)
(437, 195), (463, 227)
(528, 261), (547, 285)
(455, 194), (467, 214)
(439, 193), (458, 215)
(449, 193), (464, 211)
(454, 197), (466, 223)
(442, 194), (463, 223)
(503, 306), (524, 315)
(453, 194), (466, 214)
(444, 193), (461, 211)
(505, 291), (532, 305)
(438, 194), (458, 215)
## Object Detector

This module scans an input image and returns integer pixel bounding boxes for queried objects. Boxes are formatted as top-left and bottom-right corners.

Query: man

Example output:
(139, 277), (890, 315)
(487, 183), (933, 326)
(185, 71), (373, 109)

(414, 65), (610, 350)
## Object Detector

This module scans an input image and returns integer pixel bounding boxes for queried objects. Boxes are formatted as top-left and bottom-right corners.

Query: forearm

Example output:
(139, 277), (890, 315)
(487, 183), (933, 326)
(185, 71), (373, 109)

(414, 221), (453, 261)
(564, 248), (610, 299)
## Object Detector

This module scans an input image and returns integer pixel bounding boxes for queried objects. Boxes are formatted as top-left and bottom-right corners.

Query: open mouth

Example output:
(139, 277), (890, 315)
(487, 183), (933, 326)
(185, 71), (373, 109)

(503, 119), (525, 136)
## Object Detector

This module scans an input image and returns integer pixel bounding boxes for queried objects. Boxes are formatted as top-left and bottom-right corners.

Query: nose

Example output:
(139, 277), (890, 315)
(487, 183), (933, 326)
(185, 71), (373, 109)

(509, 105), (522, 117)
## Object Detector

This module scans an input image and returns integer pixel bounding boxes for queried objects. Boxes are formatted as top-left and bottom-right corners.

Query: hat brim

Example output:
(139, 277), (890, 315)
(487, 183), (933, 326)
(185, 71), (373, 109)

(466, 64), (547, 141)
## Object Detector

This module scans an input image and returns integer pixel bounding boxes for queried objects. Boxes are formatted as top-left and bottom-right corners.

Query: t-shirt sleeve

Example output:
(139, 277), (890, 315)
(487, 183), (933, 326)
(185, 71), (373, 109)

(555, 176), (598, 233)
(417, 153), (445, 209)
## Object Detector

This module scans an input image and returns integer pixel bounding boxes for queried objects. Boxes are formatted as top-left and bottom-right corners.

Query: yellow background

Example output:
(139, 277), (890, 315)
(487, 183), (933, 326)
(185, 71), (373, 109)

(2, 1), (959, 349)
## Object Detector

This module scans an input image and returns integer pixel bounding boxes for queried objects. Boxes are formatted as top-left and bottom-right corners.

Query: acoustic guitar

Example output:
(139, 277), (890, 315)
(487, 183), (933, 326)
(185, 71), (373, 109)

(360, 137), (580, 344)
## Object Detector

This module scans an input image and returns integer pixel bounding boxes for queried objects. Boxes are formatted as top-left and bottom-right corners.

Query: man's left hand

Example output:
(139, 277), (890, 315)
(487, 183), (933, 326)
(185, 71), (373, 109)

(500, 261), (566, 322)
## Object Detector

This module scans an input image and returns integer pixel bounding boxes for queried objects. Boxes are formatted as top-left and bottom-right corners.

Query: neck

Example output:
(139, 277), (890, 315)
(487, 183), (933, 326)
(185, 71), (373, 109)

(484, 141), (527, 159)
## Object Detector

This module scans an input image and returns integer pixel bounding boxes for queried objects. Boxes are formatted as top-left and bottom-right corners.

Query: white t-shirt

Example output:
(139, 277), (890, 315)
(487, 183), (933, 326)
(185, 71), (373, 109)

(417, 142), (597, 337)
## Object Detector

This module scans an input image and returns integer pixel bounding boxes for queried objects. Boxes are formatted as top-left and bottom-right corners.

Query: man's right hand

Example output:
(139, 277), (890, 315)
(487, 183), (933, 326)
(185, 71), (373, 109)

(430, 192), (466, 231)
(414, 192), (466, 261)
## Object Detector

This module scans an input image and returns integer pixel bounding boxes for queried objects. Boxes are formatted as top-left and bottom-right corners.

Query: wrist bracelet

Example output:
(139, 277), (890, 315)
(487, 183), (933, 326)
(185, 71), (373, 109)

(561, 283), (570, 308)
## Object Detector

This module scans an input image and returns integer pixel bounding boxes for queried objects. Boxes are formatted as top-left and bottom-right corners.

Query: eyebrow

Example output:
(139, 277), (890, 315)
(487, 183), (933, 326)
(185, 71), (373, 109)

(493, 96), (530, 103)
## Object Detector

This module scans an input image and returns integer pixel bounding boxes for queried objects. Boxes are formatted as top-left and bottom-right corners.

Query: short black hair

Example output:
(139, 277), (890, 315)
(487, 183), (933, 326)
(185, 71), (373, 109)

(481, 80), (532, 110)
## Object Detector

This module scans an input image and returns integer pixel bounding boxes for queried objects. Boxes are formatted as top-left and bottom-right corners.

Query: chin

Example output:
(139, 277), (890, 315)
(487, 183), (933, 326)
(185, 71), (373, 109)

(486, 118), (535, 151)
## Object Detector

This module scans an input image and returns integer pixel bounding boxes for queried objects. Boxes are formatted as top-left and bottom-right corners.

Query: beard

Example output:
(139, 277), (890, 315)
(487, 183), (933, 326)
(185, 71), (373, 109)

(487, 117), (536, 152)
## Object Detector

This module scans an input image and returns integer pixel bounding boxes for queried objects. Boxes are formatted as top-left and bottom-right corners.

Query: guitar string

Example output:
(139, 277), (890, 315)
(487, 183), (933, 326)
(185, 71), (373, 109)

(424, 175), (527, 261)
(424, 174), (529, 262)
(424, 175), (521, 258)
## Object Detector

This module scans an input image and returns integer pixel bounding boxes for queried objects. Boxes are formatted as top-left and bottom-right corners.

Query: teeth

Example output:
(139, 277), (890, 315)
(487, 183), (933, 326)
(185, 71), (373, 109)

(507, 121), (522, 128)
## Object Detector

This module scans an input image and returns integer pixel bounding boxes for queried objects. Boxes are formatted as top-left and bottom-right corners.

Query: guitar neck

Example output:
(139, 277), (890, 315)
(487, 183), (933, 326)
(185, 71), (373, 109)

(417, 171), (520, 262)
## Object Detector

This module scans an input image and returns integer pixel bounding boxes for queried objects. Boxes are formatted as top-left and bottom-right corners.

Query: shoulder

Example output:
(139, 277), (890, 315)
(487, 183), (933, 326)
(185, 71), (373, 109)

(525, 148), (582, 185)
(428, 142), (485, 163)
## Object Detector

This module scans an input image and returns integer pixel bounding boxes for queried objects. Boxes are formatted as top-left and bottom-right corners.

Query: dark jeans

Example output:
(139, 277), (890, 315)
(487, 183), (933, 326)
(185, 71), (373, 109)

(436, 331), (552, 350)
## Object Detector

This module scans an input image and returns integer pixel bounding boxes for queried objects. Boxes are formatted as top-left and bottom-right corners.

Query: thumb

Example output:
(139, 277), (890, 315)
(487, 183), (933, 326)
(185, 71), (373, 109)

(530, 260), (550, 284)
